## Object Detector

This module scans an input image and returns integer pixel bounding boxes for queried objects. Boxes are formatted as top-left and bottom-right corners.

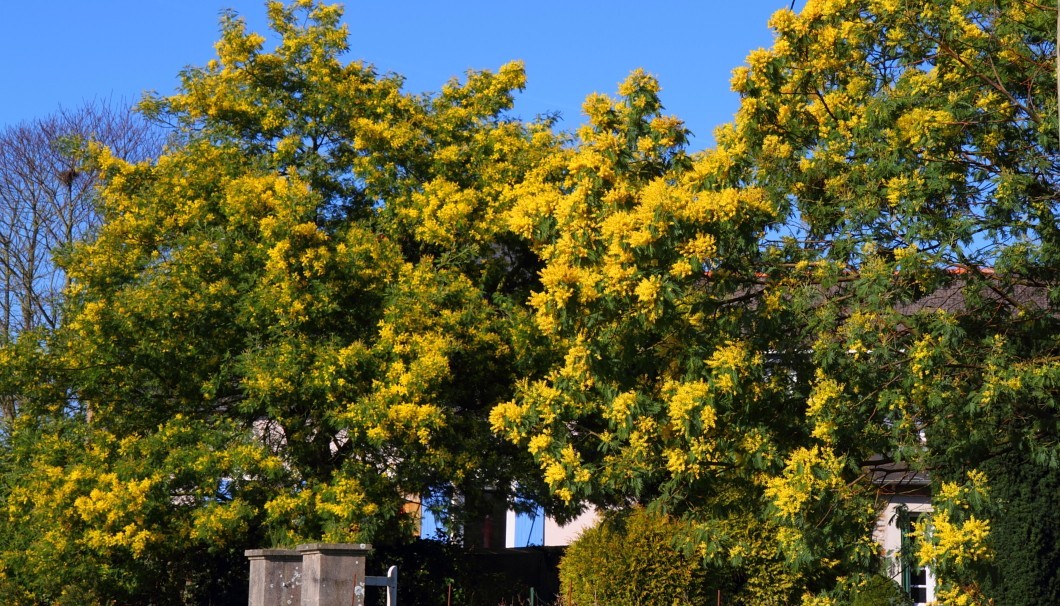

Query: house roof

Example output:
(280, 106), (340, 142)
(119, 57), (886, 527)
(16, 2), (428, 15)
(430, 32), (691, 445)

(865, 455), (931, 491)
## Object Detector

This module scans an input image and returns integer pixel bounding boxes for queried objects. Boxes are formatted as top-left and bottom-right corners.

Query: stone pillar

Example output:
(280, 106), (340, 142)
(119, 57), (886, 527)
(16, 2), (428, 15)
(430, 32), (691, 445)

(297, 543), (372, 606)
(245, 549), (303, 606)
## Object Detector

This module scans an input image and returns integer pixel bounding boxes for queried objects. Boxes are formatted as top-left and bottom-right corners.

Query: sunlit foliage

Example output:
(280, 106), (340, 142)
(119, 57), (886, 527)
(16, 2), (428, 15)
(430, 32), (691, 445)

(0, 0), (1055, 603)
(500, 0), (1058, 602)
(0, 1), (557, 601)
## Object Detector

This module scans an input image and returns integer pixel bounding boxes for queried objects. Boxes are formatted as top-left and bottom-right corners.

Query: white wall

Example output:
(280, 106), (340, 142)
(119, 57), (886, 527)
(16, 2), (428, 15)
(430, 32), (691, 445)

(542, 507), (599, 547)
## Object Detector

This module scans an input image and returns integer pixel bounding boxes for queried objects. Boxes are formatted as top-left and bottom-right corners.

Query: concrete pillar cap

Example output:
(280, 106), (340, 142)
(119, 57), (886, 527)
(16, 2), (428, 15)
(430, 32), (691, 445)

(244, 548), (301, 558)
(296, 543), (373, 553)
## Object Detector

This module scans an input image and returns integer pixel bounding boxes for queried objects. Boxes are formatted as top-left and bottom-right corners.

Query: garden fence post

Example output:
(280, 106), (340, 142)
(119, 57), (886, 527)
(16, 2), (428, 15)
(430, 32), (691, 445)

(297, 543), (372, 606)
(245, 549), (302, 606)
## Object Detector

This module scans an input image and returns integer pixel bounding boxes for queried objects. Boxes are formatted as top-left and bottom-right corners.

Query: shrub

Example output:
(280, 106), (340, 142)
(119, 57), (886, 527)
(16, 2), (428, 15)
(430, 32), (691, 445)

(558, 507), (728, 605)
(848, 575), (913, 606)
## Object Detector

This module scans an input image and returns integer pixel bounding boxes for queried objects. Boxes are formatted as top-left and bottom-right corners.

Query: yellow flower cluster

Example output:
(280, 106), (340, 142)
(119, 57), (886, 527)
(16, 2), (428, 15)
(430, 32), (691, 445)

(71, 473), (159, 557)
(805, 371), (845, 442)
(916, 509), (991, 567)
(665, 380), (714, 430)
(765, 446), (847, 519)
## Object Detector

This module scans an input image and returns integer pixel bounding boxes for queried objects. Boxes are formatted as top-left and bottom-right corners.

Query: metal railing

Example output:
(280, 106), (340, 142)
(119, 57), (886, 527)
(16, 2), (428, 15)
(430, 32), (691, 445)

(365, 565), (398, 606)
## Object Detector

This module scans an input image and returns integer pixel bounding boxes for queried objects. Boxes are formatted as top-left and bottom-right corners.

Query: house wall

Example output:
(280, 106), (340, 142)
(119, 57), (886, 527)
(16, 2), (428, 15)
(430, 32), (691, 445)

(501, 506), (599, 548)
(541, 507), (599, 547)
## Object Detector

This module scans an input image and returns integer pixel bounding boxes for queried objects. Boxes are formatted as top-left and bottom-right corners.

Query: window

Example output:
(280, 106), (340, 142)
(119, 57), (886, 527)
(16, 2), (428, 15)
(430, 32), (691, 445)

(899, 510), (931, 604)
(512, 506), (544, 547)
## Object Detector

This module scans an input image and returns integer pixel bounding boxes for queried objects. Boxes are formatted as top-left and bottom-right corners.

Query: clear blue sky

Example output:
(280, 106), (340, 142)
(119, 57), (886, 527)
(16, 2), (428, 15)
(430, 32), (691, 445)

(3, 1), (784, 151)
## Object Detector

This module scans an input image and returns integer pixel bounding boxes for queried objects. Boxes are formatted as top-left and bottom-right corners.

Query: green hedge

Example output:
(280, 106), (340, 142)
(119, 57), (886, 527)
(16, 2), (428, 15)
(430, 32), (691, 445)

(848, 575), (913, 606)
(558, 507), (729, 605)
(976, 451), (1060, 605)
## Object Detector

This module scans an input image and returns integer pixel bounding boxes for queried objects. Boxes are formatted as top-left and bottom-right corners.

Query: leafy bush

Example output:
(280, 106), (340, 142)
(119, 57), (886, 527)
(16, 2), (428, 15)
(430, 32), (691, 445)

(848, 575), (913, 606)
(558, 507), (729, 605)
